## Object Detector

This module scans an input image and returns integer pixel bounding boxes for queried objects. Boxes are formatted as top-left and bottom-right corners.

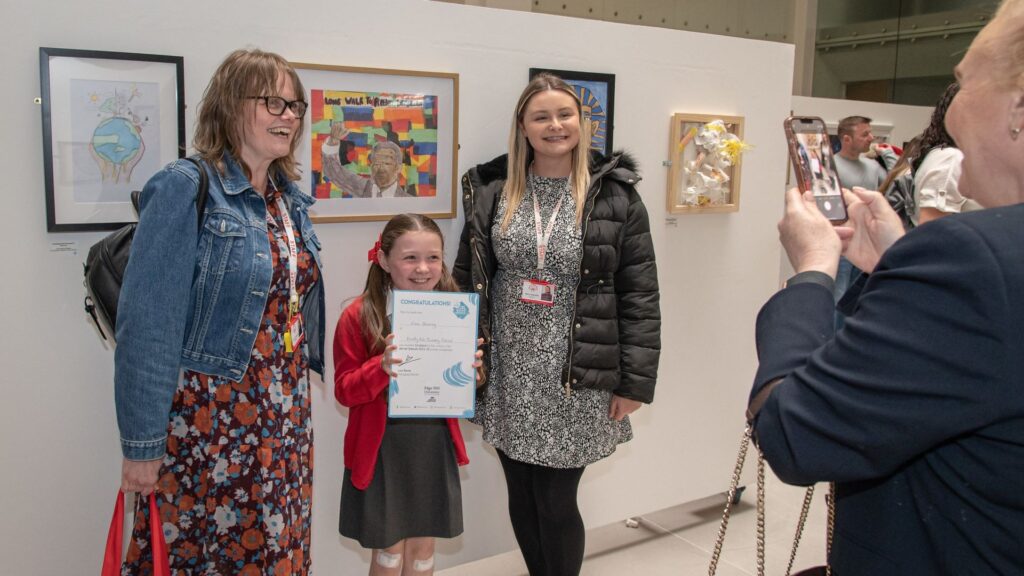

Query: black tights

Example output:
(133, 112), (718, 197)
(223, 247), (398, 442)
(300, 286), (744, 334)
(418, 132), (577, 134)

(497, 450), (586, 576)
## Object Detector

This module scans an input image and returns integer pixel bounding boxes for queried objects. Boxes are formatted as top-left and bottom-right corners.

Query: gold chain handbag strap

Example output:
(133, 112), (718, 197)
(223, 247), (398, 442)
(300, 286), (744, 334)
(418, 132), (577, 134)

(708, 425), (835, 576)
(707, 426), (752, 575)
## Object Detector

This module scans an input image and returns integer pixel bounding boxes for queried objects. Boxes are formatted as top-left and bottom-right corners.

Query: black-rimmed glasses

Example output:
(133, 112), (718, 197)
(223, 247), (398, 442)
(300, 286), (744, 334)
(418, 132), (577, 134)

(247, 96), (308, 118)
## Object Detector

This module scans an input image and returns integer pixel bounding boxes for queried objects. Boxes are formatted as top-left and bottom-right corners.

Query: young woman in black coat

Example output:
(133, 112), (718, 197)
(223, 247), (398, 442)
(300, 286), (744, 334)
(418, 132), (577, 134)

(454, 73), (660, 576)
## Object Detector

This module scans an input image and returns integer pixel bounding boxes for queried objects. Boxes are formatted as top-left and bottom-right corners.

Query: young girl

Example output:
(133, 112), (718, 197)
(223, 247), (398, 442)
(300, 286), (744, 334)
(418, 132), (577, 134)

(334, 213), (472, 575)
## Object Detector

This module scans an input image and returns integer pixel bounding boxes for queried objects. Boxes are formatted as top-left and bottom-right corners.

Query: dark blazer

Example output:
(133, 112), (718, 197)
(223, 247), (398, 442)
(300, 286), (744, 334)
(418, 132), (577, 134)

(750, 204), (1024, 575)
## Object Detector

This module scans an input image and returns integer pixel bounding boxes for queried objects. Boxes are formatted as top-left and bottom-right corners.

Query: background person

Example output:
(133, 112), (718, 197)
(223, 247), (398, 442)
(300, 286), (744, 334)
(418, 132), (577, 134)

(834, 115), (887, 192)
(832, 115), (888, 325)
(748, 2), (1024, 571)
(115, 48), (324, 575)
(879, 82), (982, 227)
(871, 141), (916, 231)
(910, 83), (982, 225)
(453, 73), (660, 576)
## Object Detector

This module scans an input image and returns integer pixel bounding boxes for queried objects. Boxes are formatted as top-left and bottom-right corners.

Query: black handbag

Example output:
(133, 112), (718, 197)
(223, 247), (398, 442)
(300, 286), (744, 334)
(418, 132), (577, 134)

(83, 157), (208, 341)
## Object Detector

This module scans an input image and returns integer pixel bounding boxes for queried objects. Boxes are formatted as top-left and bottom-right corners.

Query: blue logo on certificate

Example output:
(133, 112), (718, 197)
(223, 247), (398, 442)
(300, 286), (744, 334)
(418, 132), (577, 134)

(442, 362), (474, 387)
(452, 301), (469, 320)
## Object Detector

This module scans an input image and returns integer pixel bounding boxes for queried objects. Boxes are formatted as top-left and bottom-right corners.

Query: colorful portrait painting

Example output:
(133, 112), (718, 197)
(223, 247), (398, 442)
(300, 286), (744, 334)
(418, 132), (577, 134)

(292, 64), (458, 223)
(309, 89), (439, 199)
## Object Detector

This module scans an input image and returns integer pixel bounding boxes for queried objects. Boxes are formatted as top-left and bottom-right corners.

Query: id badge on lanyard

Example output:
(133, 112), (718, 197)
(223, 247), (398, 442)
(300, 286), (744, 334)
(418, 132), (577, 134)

(268, 187), (304, 354)
(520, 190), (562, 306)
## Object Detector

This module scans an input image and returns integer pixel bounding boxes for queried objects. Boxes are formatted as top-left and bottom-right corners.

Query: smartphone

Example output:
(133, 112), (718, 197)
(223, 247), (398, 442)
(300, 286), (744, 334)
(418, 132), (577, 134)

(784, 116), (848, 223)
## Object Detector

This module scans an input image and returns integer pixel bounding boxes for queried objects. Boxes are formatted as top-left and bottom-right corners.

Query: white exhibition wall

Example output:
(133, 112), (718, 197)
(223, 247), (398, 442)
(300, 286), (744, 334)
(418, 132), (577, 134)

(0, 1), (795, 573)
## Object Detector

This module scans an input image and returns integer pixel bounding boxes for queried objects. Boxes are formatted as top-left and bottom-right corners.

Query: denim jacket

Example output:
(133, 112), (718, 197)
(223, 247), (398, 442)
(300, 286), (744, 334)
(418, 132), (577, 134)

(114, 153), (325, 460)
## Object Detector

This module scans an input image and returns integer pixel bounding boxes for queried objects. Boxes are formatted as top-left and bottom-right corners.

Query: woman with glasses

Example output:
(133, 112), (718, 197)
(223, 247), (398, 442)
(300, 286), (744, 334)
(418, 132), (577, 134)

(114, 48), (324, 575)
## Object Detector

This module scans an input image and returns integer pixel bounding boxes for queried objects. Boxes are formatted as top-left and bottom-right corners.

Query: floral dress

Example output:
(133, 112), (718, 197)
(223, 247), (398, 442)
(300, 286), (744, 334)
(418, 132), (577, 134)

(476, 174), (633, 469)
(123, 188), (318, 576)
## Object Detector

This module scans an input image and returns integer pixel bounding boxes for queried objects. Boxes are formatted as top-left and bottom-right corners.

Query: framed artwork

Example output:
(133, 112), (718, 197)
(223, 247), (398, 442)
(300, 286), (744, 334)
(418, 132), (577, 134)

(39, 47), (185, 232)
(667, 113), (746, 214)
(292, 63), (459, 223)
(529, 68), (615, 155)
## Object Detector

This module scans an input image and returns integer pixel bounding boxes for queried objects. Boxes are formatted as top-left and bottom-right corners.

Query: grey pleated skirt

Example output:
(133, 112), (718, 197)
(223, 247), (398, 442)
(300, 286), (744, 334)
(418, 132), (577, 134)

(339, 417), (463, 549)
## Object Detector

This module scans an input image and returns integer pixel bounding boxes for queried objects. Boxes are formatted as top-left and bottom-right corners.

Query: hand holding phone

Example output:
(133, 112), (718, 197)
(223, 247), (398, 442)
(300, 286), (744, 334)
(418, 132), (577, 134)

(784, 116), (848, 223)
(778, 187), (843, 278)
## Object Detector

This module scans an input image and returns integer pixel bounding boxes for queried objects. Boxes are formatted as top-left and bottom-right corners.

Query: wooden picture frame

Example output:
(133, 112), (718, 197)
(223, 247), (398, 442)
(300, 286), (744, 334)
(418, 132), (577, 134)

(292, 63), (459, 223)
(39, 47), (185, 232)
(667, 113), (744, 214)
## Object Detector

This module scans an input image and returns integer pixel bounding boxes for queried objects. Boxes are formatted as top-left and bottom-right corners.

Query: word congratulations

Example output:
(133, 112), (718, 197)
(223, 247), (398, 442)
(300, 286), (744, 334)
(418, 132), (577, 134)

(400, 298), (452, 307)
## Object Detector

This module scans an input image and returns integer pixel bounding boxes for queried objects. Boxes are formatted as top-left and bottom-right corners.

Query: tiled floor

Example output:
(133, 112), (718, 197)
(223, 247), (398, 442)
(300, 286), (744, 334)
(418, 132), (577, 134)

(438, 473), (829, 576)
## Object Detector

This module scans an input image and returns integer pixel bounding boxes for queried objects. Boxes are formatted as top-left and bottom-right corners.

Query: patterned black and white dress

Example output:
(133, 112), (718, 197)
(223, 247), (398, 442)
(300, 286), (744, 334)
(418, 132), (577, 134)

(476, 173), (632, 469)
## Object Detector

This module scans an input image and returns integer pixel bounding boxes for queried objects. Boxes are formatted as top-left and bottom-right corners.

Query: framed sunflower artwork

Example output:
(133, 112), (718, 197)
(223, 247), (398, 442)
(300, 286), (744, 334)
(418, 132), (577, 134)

(529, 68), (615, 156)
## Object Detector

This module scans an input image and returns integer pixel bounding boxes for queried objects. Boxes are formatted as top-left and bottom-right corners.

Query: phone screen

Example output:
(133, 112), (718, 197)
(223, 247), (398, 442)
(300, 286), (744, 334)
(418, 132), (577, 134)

(785, 117), (848, 222)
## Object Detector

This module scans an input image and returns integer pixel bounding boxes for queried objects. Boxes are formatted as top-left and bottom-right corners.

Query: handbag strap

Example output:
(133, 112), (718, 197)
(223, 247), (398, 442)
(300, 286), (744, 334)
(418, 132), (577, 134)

(128, 157), (208, 230)
(708, 425), (835, 576)
(100, 490), (125, 576)
(182, 157), (209, 230)
(102, 491), (170, 576)
(708, 425), (754, 576)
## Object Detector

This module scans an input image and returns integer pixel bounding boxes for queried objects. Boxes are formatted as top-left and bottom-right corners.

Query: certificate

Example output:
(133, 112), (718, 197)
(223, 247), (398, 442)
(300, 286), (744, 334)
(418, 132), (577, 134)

(388, 290), (479, 418)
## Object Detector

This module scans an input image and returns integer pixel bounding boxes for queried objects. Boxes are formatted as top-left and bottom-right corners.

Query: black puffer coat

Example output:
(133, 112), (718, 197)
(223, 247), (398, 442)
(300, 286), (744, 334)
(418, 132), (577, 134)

(453, 152), (661, 403)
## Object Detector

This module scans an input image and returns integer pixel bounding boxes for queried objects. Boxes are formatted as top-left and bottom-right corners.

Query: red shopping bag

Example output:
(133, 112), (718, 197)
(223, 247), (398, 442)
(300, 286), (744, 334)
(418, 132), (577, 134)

(101, 490), (169, 576)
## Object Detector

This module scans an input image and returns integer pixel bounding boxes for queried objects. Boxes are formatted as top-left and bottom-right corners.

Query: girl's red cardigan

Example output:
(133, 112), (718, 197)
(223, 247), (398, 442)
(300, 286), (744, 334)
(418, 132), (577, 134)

(333, 297), (469, 489)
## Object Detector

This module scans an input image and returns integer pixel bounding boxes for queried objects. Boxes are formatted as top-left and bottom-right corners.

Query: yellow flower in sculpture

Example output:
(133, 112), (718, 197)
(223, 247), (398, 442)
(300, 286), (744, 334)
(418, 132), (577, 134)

(720, 135), (752, 166)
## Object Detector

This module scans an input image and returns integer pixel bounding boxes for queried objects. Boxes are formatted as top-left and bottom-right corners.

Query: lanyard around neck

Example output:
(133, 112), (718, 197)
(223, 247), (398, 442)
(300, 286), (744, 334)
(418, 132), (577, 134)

(532, 188), (564, 271)
(265, 181), (300, 317)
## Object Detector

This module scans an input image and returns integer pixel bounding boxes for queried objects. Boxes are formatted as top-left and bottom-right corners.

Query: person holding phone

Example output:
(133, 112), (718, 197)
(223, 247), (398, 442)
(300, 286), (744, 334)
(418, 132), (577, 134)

(750, 2), (1024, 572)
